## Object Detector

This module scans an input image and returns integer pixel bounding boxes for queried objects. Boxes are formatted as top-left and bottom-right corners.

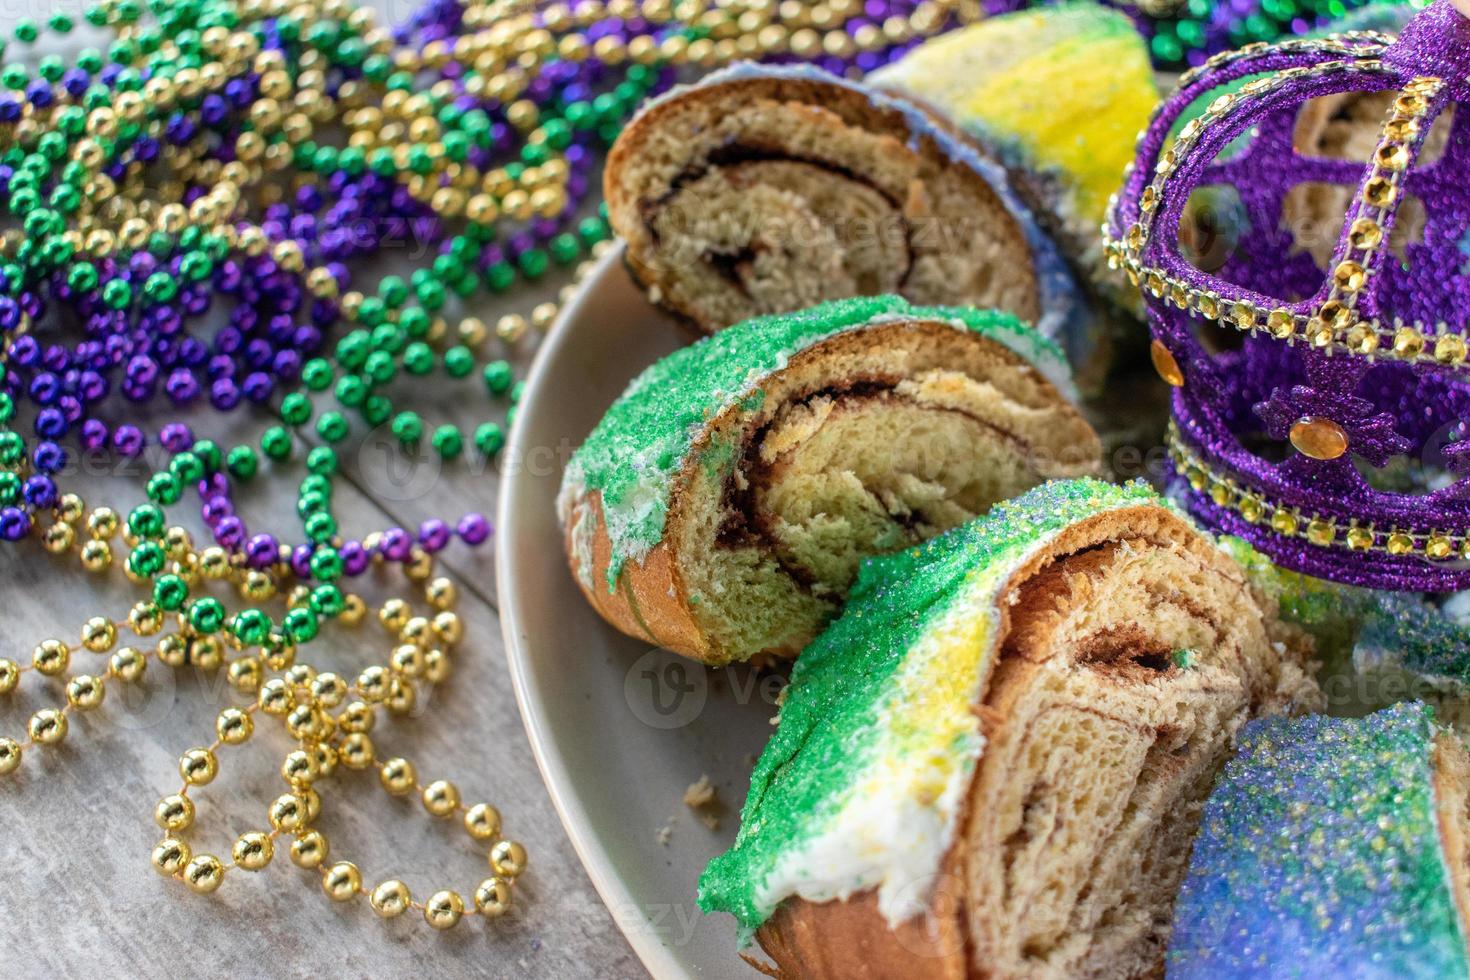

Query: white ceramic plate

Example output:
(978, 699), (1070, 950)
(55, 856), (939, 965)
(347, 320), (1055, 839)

(499, 243), (779, 980)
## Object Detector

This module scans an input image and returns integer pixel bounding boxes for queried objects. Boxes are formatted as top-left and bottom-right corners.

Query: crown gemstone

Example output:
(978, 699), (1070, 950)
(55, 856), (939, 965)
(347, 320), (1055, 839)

(1393, 327), (1425, 356)
(1333, 261), (1367, 292)
(1428, 535), (1453, 560)
(1267, 309), (1295, 339)
(1383, 116), (1420, 141)
(1376, 143), (1411, 171)
(1364, 177), (1397, 208)
(1290, 417), (1349, 460)
(1386, 531), (1415, 555)
(1348, 218), (1384, 250)
(1306, 519), (1336, 546)
(1435, 334), (1468, 365)
(1346, 527), (1374, 551)
(1150, 340), (1185, 387)
(1271, 510), (1298, 536)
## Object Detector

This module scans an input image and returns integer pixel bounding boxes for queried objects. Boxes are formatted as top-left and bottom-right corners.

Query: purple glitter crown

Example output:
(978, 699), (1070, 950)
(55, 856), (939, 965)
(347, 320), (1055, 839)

(1106, 0), (1470, 591)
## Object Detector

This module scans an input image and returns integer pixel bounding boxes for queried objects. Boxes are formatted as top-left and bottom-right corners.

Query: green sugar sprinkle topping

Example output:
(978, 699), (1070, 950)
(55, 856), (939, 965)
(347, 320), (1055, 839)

(560, 295), (1071, 590)
(698, 478), (1164, 931)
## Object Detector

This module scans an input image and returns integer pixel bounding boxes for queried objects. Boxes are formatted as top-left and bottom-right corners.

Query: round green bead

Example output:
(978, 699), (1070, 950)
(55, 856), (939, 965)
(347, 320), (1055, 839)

(280, 392), (312, 426)
(154, 574), (189, 612)
(226, 445), (258, 480)
(230, 608), (271, 646)
(261, 426), (293, 460)
(306, 446), (338, 477)
(146, 472), (182, 505)
(474, 422), (505, 457)
(443, 346), (474, 378)
(431, 425), (463, 459)
(127, 504), (166, 539)
(187, 597), (226, 634)
(392, 411), (423, 445)
(316, 411), (349, 444)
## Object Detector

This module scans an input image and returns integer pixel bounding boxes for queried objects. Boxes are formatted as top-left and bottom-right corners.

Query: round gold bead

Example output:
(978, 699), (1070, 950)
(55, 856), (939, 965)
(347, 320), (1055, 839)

(496, 313), (528, 344)
(1428, 535), (1454, 560)
(0, 659), (18, 694)
(431, 611), (462, 646)
(226, 657), (261, 692)
(270, 794), (308, 832)
(386, 677), (417, 715)
(282, 749), (318, 786)
(371, 879), (413, 918)
(380, 757), (417, 795)
(80, 540), (112, 571)
(1386, 531), (1415, 555)
(1345, 324), (1379, 355)
(425, 890), (465, 929)
(217, 708), (254, 745)
(155, 794), (195, 831)
(475, 877), (514, 918)
(0, 737), (22, 776)
(233, 832), (274, 871)
(156, 634), (188, 668)
(180, 748), (219, 785)
(339, 700), (375, 733)
(184, 854), (225, 894)
(42, 523), (73, 553)
(358, 666), (391, 703)
(340, 732), (375, 770)
(465, 803), (502, 841)
(151, 837), (191, 876)
(422, 779), (461, 817)
(400, 616), (432, 646)
(490, 840), (528, 878)
(258, 678), (293, 715)
(29, 709), (68, 745)
(57, 494), (85, 523)
(424, 649), (451, 683)
(391, 643), (425, 676)
(33, 640), (70, 676)
(323, 861), (363, 901)
(340, 594), (367, 626)
(290, 829), (330, 869)
(379, 598), (411, 631)
(1345, 527), (1374, 551)
(81, 616), (117, 652)
(66, 674), (105, 711)
(109, 647), (147, 683)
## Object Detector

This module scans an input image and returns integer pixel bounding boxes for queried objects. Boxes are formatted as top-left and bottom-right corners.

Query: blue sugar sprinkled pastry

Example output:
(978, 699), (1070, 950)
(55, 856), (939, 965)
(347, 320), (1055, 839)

(1169, 702), (1470, 979)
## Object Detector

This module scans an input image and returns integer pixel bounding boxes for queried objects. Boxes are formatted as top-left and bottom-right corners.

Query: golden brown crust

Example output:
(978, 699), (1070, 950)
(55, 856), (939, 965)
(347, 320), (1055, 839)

(605, 71), (1040, 333)
(563, 318), (1100, 666)
(562, 489), (711, 660)
(744, 506), (1317, 979)
(756, 865), (969, 980)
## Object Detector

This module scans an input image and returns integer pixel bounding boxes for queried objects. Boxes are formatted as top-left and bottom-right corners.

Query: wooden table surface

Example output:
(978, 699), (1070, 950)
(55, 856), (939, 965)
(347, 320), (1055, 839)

(0, 5), (648, 973)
